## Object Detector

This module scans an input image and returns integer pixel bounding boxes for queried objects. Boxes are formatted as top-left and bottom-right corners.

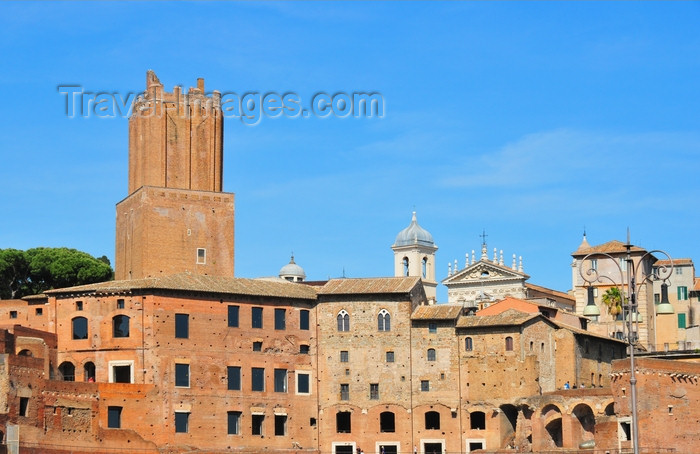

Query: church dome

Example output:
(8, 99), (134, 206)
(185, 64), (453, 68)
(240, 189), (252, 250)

(279, 255), (306, 282)
(394, 212), (435, 247)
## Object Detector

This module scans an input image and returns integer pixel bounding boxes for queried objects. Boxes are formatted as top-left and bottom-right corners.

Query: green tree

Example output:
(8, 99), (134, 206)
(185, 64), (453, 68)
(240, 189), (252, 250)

(0, 247), (113, 299)
(601, 287), (625, 336)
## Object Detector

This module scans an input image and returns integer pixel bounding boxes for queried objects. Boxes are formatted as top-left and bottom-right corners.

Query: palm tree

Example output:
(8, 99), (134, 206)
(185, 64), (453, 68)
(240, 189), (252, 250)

(601, 287), (624, 338)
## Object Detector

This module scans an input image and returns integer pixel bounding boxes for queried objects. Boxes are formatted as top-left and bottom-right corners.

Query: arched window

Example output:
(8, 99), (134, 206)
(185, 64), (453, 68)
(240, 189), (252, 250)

(84, 362), (96, 382)
(380, 411), (395, 433)
(113, 315), (130, 338)
(465, 337), (473, 351)
(337, 310), (350, 332)
(377, 309), (391, 332)
(58, 361), (75, 381)
(425, 411), (440, 430)
(402, 257), (409, 276)
(72, 317), (88, 340)
(422, 257), (428, 278)
(427, 348), (436, 361)
(18, 349), (32, 357)
(505, 336), (514, 351)
(470, 411), (486, 430)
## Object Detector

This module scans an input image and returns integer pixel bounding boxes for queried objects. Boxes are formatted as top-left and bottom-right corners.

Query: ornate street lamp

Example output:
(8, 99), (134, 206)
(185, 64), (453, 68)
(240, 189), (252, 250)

(578, 231), (674, 454)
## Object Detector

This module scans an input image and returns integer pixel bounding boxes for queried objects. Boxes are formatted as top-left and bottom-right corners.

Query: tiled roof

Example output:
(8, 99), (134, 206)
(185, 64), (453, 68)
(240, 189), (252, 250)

(525, 283), (575, 303)
(318, 277), (421, 295)
(548, 318), (626, 344)
(411, 304), (463, 320)
(572, 240), (646, 256)
(456, 309), (540, 328)
(694, 277), (700, 291)
(655, 258), (693, 266)
(44, 273), (318, 300)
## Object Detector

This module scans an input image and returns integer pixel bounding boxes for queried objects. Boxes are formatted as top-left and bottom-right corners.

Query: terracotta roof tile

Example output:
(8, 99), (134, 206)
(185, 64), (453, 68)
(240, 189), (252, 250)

(655, 258), (693, 266)
(572, 240), (646, 256)
(411, 305), (462, 320)
(456, 309), (540, 328)
(525, 283), (575, 302)
(44, 273), (318, 300)
(318, 277), (421, 295)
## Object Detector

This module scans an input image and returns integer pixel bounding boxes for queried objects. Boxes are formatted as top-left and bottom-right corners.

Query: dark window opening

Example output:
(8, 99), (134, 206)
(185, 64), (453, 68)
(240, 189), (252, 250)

(429, 322), (437, 333)
(35, 308), (43, 316)
(113, 365), (131, 383)
(116, 299), (125, 309)
(76, 301), (83, 311)
(275, 308), (286, 330)
(175, 412), (189, 433)
(228, 305), (239, 327)
(84, 362), (96, 382)
(340, 350), (349, 362)
(465, 337), (473, 351)
(252, 307), (263, 329)
(297, 373), (310, 394)
(337, 311), (350, 331)
(425, 411), (440, 430)
(175, 363), (189, 387)
(470, 411), (486, 430)
(19, 397), (29, 417)
(107, 406), (121, 428)
(299, 344), (310, 354)
(112, 315), (130, 338)
(505, 336), (514, 351)
(340, 383), (349, 400)
(386, 351), (395, 362)
(336, 411), (351, 433)
(253, 341), (262, 352)
(274, 369), (287, 393)
(227, 411), (240, 435)
(300, 309), (310, 330)
(378, 310), (391, 331)
(175, 313), (189, 339)
(380, 411), (395, 432)
(275, 414), (287, 436)
(252, 367), (265, 391)
(72, 317), (88, 340)
(59, 362), (75, 381)
(427, 348), (436, 361)
(252, 414), (264, 436)
(469, 442), (484, 451)
(421, 380), (429, 392)
(227, 366), (241, 390)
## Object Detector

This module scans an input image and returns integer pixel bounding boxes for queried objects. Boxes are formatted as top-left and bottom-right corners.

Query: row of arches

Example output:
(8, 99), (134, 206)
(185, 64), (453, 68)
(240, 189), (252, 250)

(71, 315), (130, 340)
(336, 310), (391, 332)
(402, 256), (430, 279)
(57, 361), (95, 382)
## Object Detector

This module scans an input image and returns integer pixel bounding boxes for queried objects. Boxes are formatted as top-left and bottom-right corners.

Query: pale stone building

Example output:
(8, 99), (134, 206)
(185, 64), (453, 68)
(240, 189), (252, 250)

(391, 212), (438, 303)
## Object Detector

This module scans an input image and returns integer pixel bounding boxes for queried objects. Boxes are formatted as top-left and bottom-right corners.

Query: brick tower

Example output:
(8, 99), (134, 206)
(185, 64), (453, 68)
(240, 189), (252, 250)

(115, 71), (234, 280)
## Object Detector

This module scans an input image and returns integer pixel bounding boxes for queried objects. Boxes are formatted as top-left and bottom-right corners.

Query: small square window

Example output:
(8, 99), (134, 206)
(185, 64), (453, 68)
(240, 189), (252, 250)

(35, 308), (43, 316)
(76, 301), (83, 311)
(9, 311), (17, 319)
(429, 322), (437, 333)
(340, 351), (349, 362)
(386, 351), (395, 362)
(196, 248), (206, 265)
(253, 341), (262, 352)
(421, 380), (430, 392)
(117, 299), (125, 309)
(175, 412), (189, 433)
(299, 344), (310, 354)
(107, 406), (121, 428)
(345, 369), (350, 375)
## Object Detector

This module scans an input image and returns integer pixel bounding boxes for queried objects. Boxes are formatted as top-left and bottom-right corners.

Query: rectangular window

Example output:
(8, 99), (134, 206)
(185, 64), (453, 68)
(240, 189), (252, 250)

(340, 383), (349, 400)
(253, 341), (262, 352)
(300, 309), (310, 330)
(227, 366), (241, 390)
(590, 259), (597, 271)
(35, 308), (43, 316)
(678, 286), (688, 300)
(370, 383), (379, 400)
(274, 369), (287, 393)
(275, 414), (287, 436)
(252, 367), (265, 391)
(252, 414), (264, 436)
(197, 248), (206, 264)
(386, 351), (395, 362)
(678, 313), (687, 329)
(654, 293), (660, 304)
(619, 258), (627, 271)
(117, 299), (125, 309)
(275, 308), (286, 330)
(429, 322), (437, 333)
(175, 313), (189, 339)
(421, 380), (430, 392)
(228, 305), (239, 327)
(76, 301), (83, 311)
(299, 344), (310, 354)
(9, 311), (17, 319)
(676, 267), (683, 275)
(175, 363), (190, 387)
(107, 406), (121, 428)
(19, 397), (29, 417)
(340, 350), (349, 362)
(112, 364), (132, 384)
(297, 372), (310, 394)
(227, 411), (241, 435)
(175, 412), (189, 433)
(252, 307), (263, 329)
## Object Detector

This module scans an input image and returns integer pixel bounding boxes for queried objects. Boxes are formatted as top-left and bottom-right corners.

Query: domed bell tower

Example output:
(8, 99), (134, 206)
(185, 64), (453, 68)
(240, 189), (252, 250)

(392, 212), (438, 302)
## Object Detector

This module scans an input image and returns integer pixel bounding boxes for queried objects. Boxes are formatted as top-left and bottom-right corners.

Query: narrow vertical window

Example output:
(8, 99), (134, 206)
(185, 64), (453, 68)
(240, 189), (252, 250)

(274, 369), (288, 393)
(386, 351), (395, 362)
(175, 363), (190, 387)
(421, 380), (430, 392)
(228, 305), (239, 327)
(175, 313), (189, 339)
(227, 366), (241, 390)
(340, 351), (349, 362)
(370, 383), (379, 400)
(403, 257), (409, 276)
(19, 397), (29, 417)
(275, 414), (287, 436)
(252, 414), (264, 435)
(427, 348), (436, 361)
(422, 257), (428, 278)
(196, 248), (206, 264)
(340, 383), (349, 400)
(252, 307), (263, 329)
(300, 309), (310, 330)
(107, 406), (122, 428)
(227, 411), (241, 435)
(72, 317), (88, 340)
(465, 337), (473, 351)
(252, 367), (265, 391)
(116, 298), (125, 309)
(175, 412), (189, 433)
(505, 336), (514, 351)
(275, 308), (286, 330)
(429, 322), (437, 333)
(297, 372), (310, 394)
(377, 309), (391, 331)
(337, 310), (350, 332)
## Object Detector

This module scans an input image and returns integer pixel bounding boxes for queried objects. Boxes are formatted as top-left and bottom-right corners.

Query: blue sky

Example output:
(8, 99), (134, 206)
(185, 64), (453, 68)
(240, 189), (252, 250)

(1, 2), (699, 301)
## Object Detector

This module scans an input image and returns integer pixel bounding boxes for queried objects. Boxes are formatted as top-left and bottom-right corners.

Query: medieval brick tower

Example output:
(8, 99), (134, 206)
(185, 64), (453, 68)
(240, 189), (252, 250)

(115, 71), (234, 280)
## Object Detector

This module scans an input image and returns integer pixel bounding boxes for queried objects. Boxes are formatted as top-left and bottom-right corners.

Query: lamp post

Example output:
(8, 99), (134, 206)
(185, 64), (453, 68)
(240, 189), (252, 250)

(578, 231), (674, 454)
